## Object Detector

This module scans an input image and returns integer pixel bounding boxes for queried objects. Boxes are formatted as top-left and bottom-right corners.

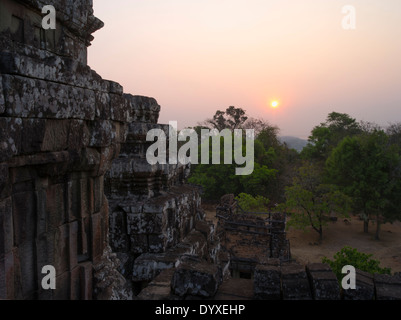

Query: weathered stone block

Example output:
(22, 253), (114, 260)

(65, 179), (77, 223)
(89, 120), (113, 148)
(69, 87), (96, 120)
(110, 93), (130, 122)
(132, 253), (178, 282)
(129, 234), (148, 254)
(115, 252), (135, 279)
(0, 74), (5, 114)
(171, 256), (221, 298)
(40, 119), (70, 152)
(55, 224), (69, 275)
(46, 183), (66, 230)
(254, 264), (281, 300)
(79, 261), (93, 300)
(215, 278), (254, 300)
(91, 212), (104, 262)
(18, 240), (36, 299)
(343, 269), (374, 300)
(68, 261), (92, 300)
(126, 95), (161, 124)
(12, 191), (36, 245)
(79, 178), (90, 218)
(0, 197), (13, 255)
(2, 73), (100, 120)
(69, 220), (79, 269)
(86, 178), (95, 214)
(95, 91), (111, 119)
(35, 230), (56, 280)
(195, 220), (214, 243)
(112, 121), (127, 145)
(77, 217), (89, 258)
(53, 271), (70, 300)
(68, 120), (89, 150)
(374, 273), (401, 300)
(78, 148), (101, 172)
(143, 201), (165, 214)
(148, 234), (165, 253)
(98, 145), (120, 176)
(137, 268), (174, 300)
(306, 263), (340, 300)
(70, 265), (81, 300)
(0, 250), (15, 300)
(109, 211), (129, 252)
(281, 264), (312, 300)
(0, 164), (9, 197)
(127, 212), (163, 234)
(182, 230), (208, 259)
(259, 257), (280, 266)
(93, 176), (104, 213)
(3, 75), (67, 118)
(0, 118), (20, 163)
(20, 118), (47, 154)
(35, 188), (47, 236)
(137, 282), (172, 300)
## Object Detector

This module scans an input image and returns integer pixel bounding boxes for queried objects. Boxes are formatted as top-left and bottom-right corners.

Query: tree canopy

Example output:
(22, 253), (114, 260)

(301, 112), (362, 160)
(189, 107), (298, 202)
(325, 129), (401, 239)
(284, 161), (351, 241)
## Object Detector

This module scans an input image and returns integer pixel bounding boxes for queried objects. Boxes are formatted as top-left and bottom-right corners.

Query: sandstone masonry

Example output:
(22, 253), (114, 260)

(0, 0), (134, 299)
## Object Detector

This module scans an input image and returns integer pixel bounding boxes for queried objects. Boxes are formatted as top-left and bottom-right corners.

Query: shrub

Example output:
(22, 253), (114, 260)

(322, 246), (391, 281)
(235, 193), (269, 212)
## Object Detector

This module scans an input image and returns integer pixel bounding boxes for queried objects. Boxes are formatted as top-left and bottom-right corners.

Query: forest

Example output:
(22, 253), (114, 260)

(188, 107), (401, 243)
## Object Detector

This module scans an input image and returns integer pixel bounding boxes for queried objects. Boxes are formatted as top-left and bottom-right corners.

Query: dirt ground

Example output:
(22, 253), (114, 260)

(203, 204), (401, 274)
(287, 217), (401, 273)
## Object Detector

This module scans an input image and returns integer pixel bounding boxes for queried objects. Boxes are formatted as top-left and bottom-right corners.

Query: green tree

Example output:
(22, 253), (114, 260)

(386, 122), (401, 147)
(326, 130), (401, 239)
(235, 193), (270, 212)
(239, 163), (277, 196)
(188, 137), (277, 200)
(302, 112), (362, 160)
(284, 161), (351, 242)
(191, 107), (300, 202)
(191, 109), (286, 201)
(203, 106), (248, 131)
(322, 246), (391, 282)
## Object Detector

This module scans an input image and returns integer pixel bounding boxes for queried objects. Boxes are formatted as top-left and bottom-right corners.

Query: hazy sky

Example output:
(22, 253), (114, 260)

(89, 1), (401, 139)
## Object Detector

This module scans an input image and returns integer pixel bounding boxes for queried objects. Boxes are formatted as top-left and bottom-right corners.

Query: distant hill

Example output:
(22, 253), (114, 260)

(279, 136), (308, 152)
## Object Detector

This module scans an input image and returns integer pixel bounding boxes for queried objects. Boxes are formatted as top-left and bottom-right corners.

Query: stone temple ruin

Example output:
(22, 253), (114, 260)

(215, 194), (291, 280)
(1, 0), (401, 300)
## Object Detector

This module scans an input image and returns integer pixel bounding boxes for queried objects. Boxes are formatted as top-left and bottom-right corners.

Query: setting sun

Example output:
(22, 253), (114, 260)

(271, 100), (279, 108)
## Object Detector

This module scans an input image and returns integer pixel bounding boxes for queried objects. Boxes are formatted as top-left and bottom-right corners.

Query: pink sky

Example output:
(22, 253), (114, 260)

(89, 1), (401, 139)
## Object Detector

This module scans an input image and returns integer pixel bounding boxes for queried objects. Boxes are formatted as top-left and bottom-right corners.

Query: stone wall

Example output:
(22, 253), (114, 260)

(0, 0), (134, 299)
(0, 0), (211, 299)
(136, 259), (401, 300)
(215, 195), (291, 278)
(104, 96), (210, 287)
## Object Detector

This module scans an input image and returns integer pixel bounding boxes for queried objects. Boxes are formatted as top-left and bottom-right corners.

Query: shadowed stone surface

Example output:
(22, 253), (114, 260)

(343, 269), (375, 300)
(306, 263), (340, 300)
(254, 264), (281, 300)
(0, 0), (140, 300)
(281, 263), (312, 300)
(171, 256), (222, 298)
